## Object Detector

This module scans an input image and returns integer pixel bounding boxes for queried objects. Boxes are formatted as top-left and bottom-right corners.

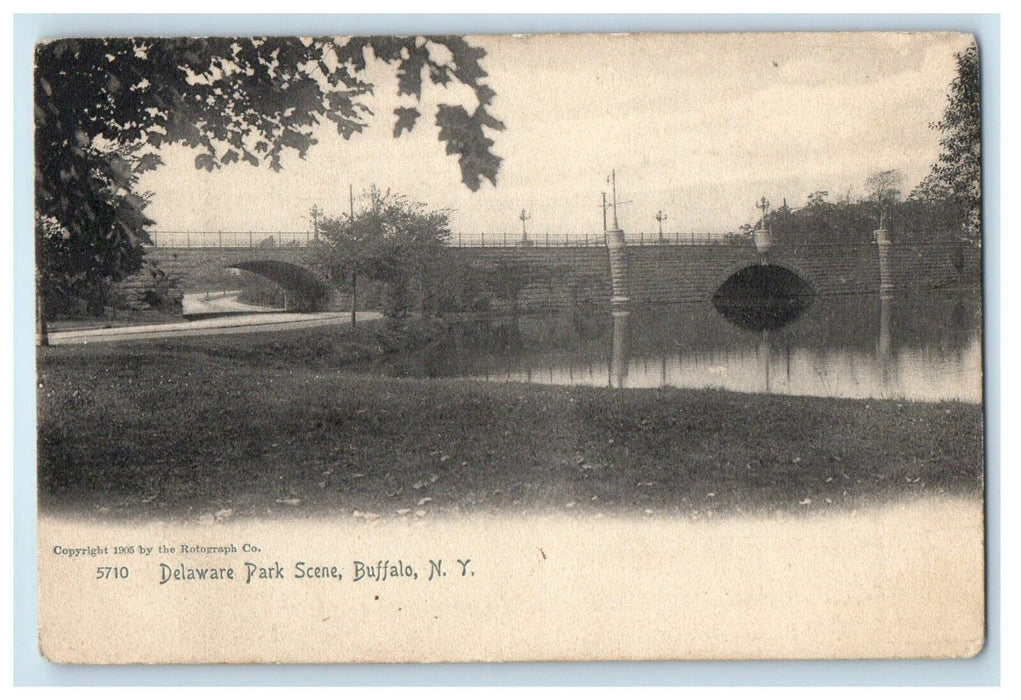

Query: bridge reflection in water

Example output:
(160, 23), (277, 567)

(369, 288), (981, 404)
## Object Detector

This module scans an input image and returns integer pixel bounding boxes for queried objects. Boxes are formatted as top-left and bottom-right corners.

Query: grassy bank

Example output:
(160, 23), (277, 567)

(37, 320), (983, 521)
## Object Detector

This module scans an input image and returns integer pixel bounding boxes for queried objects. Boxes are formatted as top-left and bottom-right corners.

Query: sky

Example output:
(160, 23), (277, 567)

(138, 32), (974, 238)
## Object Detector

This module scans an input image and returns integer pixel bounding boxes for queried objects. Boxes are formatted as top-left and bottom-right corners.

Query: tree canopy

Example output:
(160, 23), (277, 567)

(908, 43), (981, 242)
(34, 35), (504, 315)
(864, 169), (904, 228)
(925, 43), (981, 240)
(312, 187), (452, 318)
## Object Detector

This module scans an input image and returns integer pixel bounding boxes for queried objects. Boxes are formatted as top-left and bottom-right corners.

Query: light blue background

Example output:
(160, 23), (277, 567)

(12, 13), (1001, 686)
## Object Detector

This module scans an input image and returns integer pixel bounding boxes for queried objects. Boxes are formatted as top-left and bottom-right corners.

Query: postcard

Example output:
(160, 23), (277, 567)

(34, 31), (984, 663)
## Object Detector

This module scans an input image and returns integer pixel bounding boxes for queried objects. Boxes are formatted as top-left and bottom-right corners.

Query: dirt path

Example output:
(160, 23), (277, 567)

(181, 290), (280, 315)
(48, 310), (382, 345)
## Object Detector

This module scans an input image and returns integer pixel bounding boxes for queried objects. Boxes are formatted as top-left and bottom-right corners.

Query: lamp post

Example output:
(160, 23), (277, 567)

(655, 210), (668, 242)
(519, 209), (533, 246)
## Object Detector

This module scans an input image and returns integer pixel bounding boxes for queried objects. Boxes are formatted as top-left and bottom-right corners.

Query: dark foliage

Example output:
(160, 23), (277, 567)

(753, 186), (971, 249)
(311, 188), (452, 318)
(924, 43), (981, 241)
(35, 36), (503, 317)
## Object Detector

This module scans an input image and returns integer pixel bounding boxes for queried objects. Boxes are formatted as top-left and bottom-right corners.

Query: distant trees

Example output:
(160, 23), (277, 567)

(756, 184), (969, 247)
(750, 181), (975, 255)
(755, 188), (875, 246)
(751, 44), (981, 248)
(35, 36), (503, 339)
(312, 188), (452, 319)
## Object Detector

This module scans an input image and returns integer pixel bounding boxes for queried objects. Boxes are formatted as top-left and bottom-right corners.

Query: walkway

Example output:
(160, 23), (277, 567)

(181, 290), (280, 316)
(48, 310), (382, 345)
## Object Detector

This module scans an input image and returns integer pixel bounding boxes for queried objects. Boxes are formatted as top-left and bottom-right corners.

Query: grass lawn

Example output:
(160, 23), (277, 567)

(36, 319), (984, 521)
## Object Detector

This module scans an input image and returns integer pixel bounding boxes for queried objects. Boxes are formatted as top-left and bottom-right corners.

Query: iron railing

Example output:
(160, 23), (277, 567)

(147, 230), (735, 248)
(148, 231), (313, 248)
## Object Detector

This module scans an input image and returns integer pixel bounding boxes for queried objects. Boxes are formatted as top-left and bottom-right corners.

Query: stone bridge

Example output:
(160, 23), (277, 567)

(127, 245), (335, 311)
(122, 235), (979, 314)
(442, 238), (977, 313)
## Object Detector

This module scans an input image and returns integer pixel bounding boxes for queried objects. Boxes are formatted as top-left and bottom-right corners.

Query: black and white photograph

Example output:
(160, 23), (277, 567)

(32, 30), (985, 663)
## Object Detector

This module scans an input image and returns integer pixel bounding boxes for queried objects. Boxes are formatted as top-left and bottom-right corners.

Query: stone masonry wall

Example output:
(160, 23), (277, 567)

(119, 236), (981, 313)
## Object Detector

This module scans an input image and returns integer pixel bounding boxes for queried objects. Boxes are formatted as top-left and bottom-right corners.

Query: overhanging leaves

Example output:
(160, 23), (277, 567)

(35, 34), (504, 313)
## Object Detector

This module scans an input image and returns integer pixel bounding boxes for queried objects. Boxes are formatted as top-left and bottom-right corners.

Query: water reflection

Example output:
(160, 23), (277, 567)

(368, 290), (981, 403)
(713, 298), (812, 332)
(610, 310), (630, 388)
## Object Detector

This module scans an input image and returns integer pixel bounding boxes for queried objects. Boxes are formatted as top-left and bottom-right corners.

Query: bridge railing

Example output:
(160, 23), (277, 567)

(449, 231), (732, 247)
(452, 232), (605, 247)
(147, 230), (733, 248)
(625, 231), (734, 246)
(149, 231), (314, 248)
(146, 230), (974, 251)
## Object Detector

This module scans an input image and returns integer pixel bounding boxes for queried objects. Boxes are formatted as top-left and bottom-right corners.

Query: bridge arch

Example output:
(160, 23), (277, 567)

(226, 260), (332, 311)
(709, 258), (818, 302)
(711, 261), (817, 331)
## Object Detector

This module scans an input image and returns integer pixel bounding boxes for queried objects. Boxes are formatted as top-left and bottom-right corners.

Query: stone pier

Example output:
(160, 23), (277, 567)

(754, 227), (773, 264)
(875, 227), (893, 296)
(606, 227), (630, 308)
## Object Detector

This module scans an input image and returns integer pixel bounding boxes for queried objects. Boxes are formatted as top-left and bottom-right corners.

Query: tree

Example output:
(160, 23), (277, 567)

(805, 190), (829, 208)
(34, 135), (155, 328)
(312, 188), (452, 319)
(926, 43), (981, 242)
(864, 169), (903, 229)
(34, 36), (504, 341)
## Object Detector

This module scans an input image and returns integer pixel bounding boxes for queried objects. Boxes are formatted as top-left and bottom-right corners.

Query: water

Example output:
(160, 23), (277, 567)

(369, 289), (982, 404)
